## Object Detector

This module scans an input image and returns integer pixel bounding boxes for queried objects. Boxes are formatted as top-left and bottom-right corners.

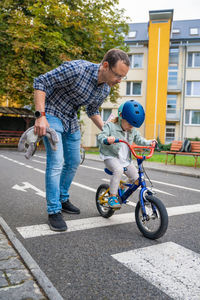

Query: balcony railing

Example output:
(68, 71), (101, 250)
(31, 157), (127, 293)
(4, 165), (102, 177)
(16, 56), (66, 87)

(167, 80), (182, 92)
(166, 109), (181, 121)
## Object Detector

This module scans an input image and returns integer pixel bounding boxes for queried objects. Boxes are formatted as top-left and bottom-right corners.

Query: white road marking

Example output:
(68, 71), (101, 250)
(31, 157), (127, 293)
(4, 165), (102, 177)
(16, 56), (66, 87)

(72, 181), (96, 192)
(12, 182), (46, 197)
(167, 203), (200, 216)
(80, 165), (103, 172)
(81, 164), (200, 193)
(102, 178), (174, 196)
(112, 242), (200, 300)
(1, 154), (200, 194)
(152, 179), (200, 193)
(17, 213), (135, 238)
(17, 203), (200, 238)
(32, 159), (46, 164)
(34, 155), (46, 159)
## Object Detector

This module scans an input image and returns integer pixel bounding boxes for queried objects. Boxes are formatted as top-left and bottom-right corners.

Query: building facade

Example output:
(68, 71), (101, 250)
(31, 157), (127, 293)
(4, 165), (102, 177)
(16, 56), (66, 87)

(81, 9), (200, 146)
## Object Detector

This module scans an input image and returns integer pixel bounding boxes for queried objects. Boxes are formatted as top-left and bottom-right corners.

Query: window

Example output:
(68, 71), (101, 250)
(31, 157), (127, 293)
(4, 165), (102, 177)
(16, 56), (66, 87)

(165, 123), (176, 143)
(185, 110), (200, 125)
(168, 66), (178, 87)
(172, 29), (180, 34)
(126, 82), (141, 95)
(101, 109), (112, 122)
(187, 52), (200, 67)
(167, 95), (177, 114)
(190, 28), (198, 35)
(169, 48), (179, 65)
(186, 81), (200, 96)
(128, 31), (136, 38)
(129, 54), (143, 68)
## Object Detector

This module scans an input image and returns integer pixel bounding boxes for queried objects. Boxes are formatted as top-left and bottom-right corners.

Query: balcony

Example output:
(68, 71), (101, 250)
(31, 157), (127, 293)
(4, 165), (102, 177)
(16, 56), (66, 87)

(166, 109), (181, 121)
(167, 80), (182, 93)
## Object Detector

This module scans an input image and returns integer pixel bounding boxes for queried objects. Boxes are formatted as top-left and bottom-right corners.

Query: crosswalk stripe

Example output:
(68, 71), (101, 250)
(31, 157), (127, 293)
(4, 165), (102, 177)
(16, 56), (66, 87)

(17, 203), (200, 239)
(112, 242), (200, 300)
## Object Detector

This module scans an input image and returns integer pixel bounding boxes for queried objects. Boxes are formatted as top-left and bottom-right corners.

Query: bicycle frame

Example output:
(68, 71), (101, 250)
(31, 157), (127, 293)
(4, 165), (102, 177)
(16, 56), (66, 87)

(105, 139), (156, 218)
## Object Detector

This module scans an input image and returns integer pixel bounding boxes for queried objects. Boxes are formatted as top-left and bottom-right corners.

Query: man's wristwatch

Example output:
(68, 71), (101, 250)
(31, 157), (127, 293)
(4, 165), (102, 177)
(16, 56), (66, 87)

(34, 111), (46, 118)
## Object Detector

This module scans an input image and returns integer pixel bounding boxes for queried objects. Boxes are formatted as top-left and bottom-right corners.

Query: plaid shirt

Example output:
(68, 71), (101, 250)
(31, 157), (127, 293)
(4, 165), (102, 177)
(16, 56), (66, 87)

(33, 60), (110, 133)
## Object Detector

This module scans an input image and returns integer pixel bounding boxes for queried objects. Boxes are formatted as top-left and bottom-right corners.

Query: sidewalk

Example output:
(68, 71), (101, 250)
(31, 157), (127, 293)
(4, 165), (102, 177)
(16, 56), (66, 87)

(0, 217), (64, 300)
(85, 153), (200, 178)
(0, 153), (199, 300)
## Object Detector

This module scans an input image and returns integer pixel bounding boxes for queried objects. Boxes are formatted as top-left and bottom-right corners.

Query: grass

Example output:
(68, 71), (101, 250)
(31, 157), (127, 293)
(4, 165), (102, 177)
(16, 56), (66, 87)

(148, 153), (199, 168)
(86, 149), (199, 168)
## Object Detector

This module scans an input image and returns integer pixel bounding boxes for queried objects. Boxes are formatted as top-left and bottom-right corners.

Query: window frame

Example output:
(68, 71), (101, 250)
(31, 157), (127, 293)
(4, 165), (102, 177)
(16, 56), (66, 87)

(186, 81), (200, 96)
(128, 54), (143, 69)
(126, 81), (142, 96)
(187, 52), (200, 68)
(101, 108), (112, 122)
(167, 94), (177, 114)
(165, 123), (176, 143)
(184, 110), (200, 126)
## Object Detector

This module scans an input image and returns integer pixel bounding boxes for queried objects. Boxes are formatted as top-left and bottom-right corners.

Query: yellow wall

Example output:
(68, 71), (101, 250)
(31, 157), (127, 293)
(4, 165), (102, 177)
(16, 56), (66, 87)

(145, 19), (171, 143)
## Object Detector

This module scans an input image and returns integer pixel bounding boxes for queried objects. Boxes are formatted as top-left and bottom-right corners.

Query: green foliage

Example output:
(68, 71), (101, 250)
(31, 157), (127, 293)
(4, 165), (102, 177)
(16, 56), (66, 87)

(156, 137), (171, 151)
(0, 0), (129, 107)
(188, 137), (200, 141)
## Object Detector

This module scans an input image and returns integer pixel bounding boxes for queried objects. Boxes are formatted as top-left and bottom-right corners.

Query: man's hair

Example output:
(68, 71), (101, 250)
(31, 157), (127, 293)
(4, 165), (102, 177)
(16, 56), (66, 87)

(102, 49), (130, 68)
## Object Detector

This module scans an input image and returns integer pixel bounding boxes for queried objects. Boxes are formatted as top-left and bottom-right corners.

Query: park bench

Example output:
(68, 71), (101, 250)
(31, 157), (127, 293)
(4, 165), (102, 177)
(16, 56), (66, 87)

(165, 140), (200, 168)
(0, 130), (24, 147)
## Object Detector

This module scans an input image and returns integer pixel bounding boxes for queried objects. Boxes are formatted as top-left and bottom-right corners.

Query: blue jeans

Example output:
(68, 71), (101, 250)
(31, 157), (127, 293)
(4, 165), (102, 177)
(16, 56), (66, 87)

(43, 114), (81, 214)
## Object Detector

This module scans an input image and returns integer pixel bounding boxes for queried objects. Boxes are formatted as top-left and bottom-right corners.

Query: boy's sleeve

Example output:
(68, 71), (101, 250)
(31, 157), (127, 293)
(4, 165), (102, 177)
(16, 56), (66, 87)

(133, 129), (152, 146)
(97, 123), (111, 145)
(33, 61), (79, 92)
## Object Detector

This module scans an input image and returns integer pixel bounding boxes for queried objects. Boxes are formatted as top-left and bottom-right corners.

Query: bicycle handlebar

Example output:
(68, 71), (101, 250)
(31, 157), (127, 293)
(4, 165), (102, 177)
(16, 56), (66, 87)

(103, 138), (155, 159)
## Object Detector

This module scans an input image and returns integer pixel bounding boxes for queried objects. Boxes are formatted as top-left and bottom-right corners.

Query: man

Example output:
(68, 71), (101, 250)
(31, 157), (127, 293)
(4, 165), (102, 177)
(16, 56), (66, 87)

(34, 48), (130, 231)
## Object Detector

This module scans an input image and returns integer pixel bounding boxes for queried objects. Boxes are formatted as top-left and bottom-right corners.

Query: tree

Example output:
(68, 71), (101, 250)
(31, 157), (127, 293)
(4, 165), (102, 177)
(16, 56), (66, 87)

(0, 0), (129, 107)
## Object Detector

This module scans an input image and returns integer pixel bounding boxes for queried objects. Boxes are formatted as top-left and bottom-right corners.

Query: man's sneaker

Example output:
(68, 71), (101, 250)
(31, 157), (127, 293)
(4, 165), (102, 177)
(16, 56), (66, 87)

(62, 201), (80, 214)
(108, 196), (121, 209)
(48, 213), (67, 231)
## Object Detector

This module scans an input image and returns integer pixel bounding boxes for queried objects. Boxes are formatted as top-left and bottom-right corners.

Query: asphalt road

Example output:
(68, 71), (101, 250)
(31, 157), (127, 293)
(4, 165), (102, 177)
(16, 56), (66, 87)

(0, 149), (200, 300)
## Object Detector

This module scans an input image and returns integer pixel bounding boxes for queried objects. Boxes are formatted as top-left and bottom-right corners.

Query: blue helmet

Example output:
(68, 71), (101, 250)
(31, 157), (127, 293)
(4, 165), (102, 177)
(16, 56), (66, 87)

(118, 100), (145, 128)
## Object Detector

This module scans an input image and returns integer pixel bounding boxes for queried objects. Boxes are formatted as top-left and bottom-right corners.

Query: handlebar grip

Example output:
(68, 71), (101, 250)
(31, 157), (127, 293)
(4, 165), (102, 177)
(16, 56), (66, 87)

(103, 138), (120, 145)
(103, 139), (110, 145)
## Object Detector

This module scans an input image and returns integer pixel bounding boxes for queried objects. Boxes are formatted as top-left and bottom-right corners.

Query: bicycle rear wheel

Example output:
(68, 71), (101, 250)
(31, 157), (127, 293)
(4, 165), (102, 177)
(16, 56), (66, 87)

(135, 195), (168, 240)
(96, 184), (115, 218)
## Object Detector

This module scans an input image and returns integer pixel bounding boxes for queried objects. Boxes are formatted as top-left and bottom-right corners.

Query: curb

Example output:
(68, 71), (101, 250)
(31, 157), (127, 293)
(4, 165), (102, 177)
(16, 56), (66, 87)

(0, 217), (64, 300)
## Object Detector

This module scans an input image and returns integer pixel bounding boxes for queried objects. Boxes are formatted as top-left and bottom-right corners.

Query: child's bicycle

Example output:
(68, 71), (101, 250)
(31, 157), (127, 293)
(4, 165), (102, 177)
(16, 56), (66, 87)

(96, 139), (168, 240)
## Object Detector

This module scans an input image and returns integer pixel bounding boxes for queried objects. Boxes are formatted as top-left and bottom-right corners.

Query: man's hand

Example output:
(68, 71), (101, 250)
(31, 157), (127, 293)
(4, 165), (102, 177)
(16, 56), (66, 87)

(34, 116), (49, 136)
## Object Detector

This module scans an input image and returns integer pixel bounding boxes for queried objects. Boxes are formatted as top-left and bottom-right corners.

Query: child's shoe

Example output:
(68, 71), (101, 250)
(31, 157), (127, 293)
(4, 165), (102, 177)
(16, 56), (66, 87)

(108, 196), (121, 208)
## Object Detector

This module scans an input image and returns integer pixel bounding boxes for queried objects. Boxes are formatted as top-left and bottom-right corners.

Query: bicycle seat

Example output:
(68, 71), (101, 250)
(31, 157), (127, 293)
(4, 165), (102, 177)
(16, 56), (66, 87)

(104, 167), (127, 175)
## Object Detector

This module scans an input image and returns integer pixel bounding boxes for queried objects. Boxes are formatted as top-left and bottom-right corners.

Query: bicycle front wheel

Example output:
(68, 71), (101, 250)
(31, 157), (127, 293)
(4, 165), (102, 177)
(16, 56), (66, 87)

(135, 195), (168, 240)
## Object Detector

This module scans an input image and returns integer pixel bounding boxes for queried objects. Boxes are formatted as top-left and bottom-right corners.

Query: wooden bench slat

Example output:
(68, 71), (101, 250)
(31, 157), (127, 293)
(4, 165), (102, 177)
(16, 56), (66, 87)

(165, 140), (200, 168)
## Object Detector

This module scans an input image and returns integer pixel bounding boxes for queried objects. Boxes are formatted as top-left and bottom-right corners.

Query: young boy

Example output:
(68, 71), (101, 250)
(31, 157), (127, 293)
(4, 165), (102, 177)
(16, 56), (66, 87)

(98, 100), (154, 208)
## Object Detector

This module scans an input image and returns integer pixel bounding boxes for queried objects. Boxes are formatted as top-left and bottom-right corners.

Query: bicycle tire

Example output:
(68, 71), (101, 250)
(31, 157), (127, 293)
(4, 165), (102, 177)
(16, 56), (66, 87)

(135, 195), (168, 240)
(96, 184), (115, 218)
(80, 147), (85, 165)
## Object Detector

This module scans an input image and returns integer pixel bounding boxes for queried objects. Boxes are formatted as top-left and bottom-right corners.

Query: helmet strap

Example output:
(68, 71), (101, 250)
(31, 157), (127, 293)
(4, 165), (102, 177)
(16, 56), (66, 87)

(118, 112), (122, 126)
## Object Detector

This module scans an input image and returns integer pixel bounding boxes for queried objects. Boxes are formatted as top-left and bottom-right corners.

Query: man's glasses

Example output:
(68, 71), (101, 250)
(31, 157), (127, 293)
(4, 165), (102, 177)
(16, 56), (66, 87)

(109, 66), (127, 80)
